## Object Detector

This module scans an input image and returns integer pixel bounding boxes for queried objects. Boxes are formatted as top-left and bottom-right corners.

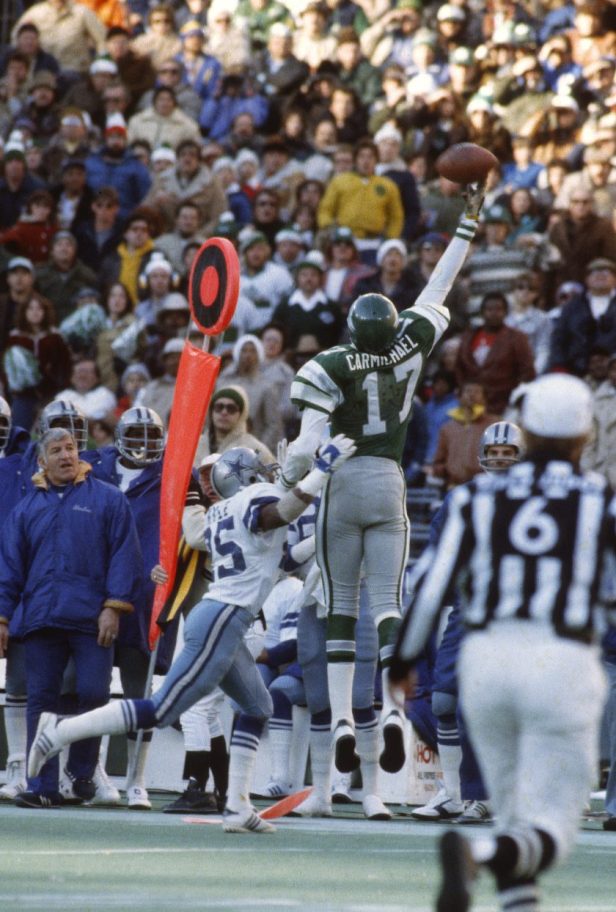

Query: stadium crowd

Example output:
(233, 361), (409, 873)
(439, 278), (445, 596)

(0, 0), (615, 840)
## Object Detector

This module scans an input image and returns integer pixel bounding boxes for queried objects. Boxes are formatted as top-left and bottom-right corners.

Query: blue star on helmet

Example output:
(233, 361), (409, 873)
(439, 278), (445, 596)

(225, 454), (253, 481)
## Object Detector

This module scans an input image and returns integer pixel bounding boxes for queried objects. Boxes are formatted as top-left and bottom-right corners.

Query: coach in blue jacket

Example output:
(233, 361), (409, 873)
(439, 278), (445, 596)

(0, 427), (142, 808)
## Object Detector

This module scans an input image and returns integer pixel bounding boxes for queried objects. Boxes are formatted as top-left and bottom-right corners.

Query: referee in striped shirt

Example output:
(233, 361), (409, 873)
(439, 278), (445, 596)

(390, 373), (614, 912)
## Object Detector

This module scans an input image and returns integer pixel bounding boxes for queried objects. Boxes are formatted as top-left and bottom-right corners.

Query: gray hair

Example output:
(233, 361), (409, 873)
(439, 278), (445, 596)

(38, 427), (77, 461)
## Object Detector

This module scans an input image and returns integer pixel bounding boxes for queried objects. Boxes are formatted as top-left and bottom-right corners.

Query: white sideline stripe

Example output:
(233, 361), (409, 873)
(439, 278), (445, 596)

(2, 846), (435, 857)
(2, 900), (616, 912)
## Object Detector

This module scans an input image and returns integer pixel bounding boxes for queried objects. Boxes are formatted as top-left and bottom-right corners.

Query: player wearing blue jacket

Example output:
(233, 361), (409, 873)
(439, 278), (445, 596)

(82, 406), (177, 809)
(0, 428), (142, 808)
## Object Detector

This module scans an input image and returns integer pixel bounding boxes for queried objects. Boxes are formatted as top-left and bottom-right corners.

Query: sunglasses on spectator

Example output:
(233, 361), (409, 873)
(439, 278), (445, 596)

(152, 16), (171, 23)
(213, 402), (240, 414)
(104, 95), (124, 103)
(160, 67), (180, 74)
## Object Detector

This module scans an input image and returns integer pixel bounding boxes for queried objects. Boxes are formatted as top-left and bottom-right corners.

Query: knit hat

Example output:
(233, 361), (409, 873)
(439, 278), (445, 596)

(376, 238), (407, 266)
(4, 142), (26, 163)
(90, 57), (118, 76)
(295, 250), (326, 272)
(144, 252), (173, 276)
(239, 231), (269, 254)
(105, 112), (127, 134)
(121, 363), (151, 386)
(180, 20), (206, 39)
(232, 333), (265, 367)
(162, 338), (184, 355)
(374, 123), (403, 144)
(275, 228), (304, 246)
(7, 256), (34, 273)
(151, 145), (176, 165)
(211, 386), (248, 414)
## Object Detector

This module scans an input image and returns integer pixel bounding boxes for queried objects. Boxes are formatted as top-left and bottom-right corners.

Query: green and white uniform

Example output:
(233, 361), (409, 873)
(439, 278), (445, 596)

(289, 217), (478, 732)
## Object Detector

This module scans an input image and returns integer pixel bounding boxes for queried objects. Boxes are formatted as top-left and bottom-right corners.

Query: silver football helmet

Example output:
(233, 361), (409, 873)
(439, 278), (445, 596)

(479, 421), (524, 472)
(115, 406), (165, 465)
(39, 399), (89, 451)
(210, 447), (272, 499)
(0, 397), (11, 452)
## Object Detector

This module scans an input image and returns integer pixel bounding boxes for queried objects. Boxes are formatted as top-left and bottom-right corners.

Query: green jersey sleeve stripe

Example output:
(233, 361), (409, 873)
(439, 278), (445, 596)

(294, 359), (343, 406)
(290, 378), (336, 413)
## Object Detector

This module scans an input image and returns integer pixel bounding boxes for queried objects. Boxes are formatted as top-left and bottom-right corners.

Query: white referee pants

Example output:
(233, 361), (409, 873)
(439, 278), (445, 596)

(459, 621), (607, 863)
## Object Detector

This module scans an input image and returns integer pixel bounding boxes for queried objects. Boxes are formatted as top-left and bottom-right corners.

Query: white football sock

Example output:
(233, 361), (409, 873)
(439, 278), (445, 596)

(126, 737), (151, 790)
(59, 700), (132, 744)
(438, 743), (462, 803)
(227, 746), (257, 811)
(308, 727), (332, 802)
(380, 667), (403, 719)
(355, 723), (379, 797)
(268, 725), (292, 786)
(327, 663), (354, 727)
(3, 699), (27, 758)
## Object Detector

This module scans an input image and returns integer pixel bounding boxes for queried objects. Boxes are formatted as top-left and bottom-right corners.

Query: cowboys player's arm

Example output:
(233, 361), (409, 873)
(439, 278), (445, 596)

(286, 202), (483, 475)
(389, 484), (474, 687)
(261, 435), (356, 529)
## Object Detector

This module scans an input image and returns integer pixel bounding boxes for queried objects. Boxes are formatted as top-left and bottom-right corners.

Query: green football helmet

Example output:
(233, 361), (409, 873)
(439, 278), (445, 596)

(347, 294), (399, 354)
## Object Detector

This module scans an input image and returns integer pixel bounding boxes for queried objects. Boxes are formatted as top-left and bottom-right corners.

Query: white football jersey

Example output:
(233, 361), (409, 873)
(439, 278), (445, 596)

(262, 576), (303, 650)
(203, 482), (286, 615)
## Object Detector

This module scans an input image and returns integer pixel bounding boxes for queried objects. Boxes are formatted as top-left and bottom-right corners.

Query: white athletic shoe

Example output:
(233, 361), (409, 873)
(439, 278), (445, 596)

(291, 792), (333, 817)
(331, 772), (352, 803)
(91, 761), (122, 806)
(362, 794), (392, 821)
(126, 785), (152, 810)
(0, 755), (27, 801)
(411, 788), (464, 821)
(222, 807), (276, 833)
(252, 780), (292, 800)
(457, 800), (492, 825)
(379, 710), (406, 774)
(27, 712), (63, 779)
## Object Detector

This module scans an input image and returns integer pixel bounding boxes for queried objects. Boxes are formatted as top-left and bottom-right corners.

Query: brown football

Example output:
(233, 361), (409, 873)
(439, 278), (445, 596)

(436, 143), (498, 184)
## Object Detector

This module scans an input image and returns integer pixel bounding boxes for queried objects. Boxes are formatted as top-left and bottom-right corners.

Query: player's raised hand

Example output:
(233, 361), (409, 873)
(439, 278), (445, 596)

(315, 434), (356, 474)
(462, 180), (487, 221)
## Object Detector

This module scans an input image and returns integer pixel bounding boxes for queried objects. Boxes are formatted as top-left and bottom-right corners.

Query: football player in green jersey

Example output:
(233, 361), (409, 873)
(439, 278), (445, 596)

(286, 183), (487, 776)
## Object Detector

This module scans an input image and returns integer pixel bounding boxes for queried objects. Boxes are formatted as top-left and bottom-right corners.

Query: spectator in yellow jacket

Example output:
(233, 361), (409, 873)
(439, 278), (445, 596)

(317, 139), (404, 264)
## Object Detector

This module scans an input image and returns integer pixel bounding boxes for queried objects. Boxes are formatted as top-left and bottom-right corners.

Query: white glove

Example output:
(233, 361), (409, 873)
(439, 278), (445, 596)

(314, 434), (356, 474)
(462, 180), (487, 221)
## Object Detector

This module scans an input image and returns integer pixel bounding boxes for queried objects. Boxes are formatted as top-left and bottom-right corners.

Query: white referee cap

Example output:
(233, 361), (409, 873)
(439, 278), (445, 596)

(521, 375), (593, 439)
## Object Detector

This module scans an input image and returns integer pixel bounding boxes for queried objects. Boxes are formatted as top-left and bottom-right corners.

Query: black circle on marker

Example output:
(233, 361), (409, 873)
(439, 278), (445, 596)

(188, 238), (239, 335)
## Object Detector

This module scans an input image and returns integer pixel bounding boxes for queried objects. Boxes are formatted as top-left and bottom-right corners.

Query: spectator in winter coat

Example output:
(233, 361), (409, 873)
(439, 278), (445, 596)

(549, 258), (616, 377)
(85, 113), (151, 220)
(34, 231), (98, 323)
(193, 384), (275, 467)
(431, 381), (499, 488)
(217, 334), (283, 453)
(273, 250), (343, 349)
(548, 191), (616, 286)
(0, 427), (141, 808)
(581, 354), (616, 490)
(127, 86), (201, 150)
(3, 294), (72, 431)
(455, 292), (536, 415)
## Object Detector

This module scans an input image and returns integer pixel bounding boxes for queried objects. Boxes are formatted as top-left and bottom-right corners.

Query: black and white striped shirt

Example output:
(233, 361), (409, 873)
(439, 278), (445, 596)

(395, 458), (616, 666)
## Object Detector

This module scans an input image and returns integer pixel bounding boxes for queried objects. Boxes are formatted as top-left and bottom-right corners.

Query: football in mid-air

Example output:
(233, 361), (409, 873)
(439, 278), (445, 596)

(436, 143), (498, 184)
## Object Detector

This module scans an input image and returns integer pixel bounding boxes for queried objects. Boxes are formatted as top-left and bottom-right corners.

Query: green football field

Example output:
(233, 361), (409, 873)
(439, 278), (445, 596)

(0, 798), (614, 911)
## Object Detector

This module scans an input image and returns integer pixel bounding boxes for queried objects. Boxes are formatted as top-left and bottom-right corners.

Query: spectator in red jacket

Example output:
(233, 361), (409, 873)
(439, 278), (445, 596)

(455, 291), (536, 415)
(0, 189), (58, 264)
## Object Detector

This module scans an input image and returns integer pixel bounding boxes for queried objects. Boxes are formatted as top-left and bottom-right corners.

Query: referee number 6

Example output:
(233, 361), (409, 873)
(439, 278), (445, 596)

(509, 497), (559, 555)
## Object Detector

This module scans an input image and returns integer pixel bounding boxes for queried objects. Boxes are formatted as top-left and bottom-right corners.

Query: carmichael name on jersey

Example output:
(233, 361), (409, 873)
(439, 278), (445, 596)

(291, 309), (441, 461)
(291, 218), (477, 461)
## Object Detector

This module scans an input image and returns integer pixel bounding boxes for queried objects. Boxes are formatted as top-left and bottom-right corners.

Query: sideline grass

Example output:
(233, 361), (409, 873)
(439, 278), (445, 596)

(1, 800), (614, 911)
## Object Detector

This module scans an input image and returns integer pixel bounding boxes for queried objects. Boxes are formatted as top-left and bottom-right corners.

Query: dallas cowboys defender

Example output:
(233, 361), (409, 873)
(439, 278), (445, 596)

(29, 435), (355, 834)
(391, 375), (613, 912)
(286, 186), (486, 775)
